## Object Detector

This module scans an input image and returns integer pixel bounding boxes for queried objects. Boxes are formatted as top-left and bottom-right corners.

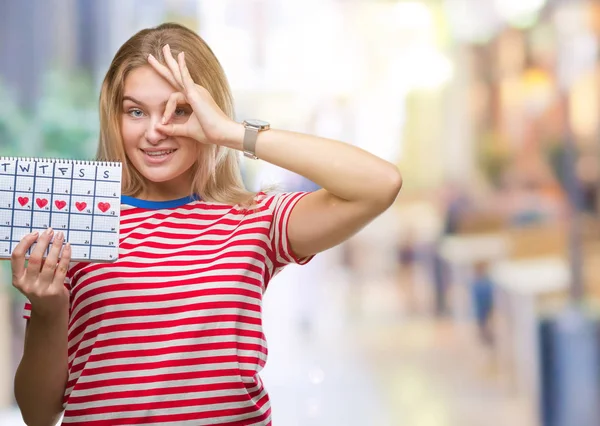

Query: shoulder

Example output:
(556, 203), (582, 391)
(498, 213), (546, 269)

(252, 191), (308, 208)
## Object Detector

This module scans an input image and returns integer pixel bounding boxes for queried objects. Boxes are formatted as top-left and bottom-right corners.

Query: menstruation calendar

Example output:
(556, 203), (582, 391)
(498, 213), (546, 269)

(0, 157), (122, 262)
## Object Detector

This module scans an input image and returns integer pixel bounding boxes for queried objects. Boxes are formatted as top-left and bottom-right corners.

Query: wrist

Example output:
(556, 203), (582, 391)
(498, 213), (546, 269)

(30, 298), (70, 323)
(30, 306), (69, 327)
(218, 122), (245, 151)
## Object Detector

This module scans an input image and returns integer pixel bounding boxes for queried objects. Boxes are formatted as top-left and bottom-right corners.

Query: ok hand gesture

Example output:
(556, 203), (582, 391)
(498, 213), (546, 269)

(148, 45), (239, 146)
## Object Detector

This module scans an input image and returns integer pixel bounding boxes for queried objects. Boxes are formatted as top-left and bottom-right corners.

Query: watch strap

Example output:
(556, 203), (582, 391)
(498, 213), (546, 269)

(243, 125), (260, 160)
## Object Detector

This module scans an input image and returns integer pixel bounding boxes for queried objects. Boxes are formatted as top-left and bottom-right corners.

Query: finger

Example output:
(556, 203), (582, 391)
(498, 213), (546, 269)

(26, 228), (54, 280)
(38, 231), (64, 286)
(11, 231), (39, 282)
(162, 92), (187, 124)
(155, 122), (189, 138)
(178, 52), (195, 93)
(148, 53), (179, 89)
(178, 53), (205, 108)
(162, 44), (184, 89)
(52, 242), (71, 288)
(179, 53), (212, 115)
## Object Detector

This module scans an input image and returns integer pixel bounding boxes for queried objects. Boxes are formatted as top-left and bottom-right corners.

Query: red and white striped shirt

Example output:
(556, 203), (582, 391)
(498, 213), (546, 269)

(24, 191), (311, 425)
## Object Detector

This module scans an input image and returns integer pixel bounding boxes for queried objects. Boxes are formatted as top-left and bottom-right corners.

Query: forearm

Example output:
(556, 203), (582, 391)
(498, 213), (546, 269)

(225, 125), (402, 205)
(15, 310), (69, 426)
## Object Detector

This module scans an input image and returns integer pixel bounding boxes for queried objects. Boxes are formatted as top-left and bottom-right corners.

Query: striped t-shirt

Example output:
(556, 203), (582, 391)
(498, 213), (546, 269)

(23, 191), (312, 425)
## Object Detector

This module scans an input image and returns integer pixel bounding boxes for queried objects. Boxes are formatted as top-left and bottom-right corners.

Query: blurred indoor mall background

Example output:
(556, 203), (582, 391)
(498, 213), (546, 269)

(2, 0), (600, 425)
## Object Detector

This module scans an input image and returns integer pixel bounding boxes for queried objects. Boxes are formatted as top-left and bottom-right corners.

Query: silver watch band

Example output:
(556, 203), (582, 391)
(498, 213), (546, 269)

(243, 126), (260, 160)
(242, 119), (270, 159)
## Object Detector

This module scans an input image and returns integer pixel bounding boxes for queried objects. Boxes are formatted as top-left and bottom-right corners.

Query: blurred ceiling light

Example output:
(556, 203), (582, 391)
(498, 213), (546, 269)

(306, 397), (321, 418)
(521, 68), (554, 116)
(444, 0), (503, 43)
(494, 0), (548, 28)
(552, 1), (591, 36)
(264, 30), (361, 96)
(391, 47), (454, 91)
(391, 1), (433, 30)
(308, 367), (325, 385)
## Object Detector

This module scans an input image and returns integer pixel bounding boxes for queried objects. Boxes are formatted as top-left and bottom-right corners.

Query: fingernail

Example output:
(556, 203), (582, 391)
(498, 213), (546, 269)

(162, 116), (167, 124)
(164, 44), (170, 50)
(148, 53), (155, 61)
(56, 231), (64, 241)
(31, 231), (39, 237)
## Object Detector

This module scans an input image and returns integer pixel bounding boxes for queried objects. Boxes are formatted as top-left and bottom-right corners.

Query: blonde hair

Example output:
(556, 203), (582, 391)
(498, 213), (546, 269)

(96, 22), (256, 206)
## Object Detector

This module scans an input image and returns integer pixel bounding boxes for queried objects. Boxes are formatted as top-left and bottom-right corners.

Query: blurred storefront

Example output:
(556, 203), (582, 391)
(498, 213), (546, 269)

(2, 0), (600, 425)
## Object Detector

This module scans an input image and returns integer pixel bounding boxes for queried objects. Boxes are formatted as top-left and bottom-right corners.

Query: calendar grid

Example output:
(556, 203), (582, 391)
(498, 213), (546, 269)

(8, 160), (18, 247)
(29, 161), (37, 234)
(0, 157), (122, 262)
(48, 162), (57, 238)
(66, 164), (75, 244)
(0, 206), (120, 218)
(88, 166), (99, 260)
(27, 161), (38, 256)
(3, 221), (117, 234)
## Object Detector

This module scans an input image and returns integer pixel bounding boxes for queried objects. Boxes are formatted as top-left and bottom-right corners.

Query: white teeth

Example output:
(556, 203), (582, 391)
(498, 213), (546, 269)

(145, 150), (174, 156)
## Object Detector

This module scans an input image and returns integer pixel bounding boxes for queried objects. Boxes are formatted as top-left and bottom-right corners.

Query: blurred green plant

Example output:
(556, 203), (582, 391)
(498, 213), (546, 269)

(0, 78), (28, 156)
(478, 130), (512, 187)
(38, 69), (99, 159)
(0, 69), (100, 293)
(0, 69), (100, 160)
(546, 138), (568, 191)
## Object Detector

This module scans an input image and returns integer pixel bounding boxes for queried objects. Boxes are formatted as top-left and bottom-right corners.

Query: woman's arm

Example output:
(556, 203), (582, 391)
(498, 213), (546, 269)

(15, 313), (69, 426)
(150, 46), (403, 258)
(223, 126), (402, 258)
(12, 231), (71, 426)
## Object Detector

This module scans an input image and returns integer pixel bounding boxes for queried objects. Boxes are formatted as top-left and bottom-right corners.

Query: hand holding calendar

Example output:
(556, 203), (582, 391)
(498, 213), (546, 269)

(0, 157), (122, 262)
(11, 228), (71, 319)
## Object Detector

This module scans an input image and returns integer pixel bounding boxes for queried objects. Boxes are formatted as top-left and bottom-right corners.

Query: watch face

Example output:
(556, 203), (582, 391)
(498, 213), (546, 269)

(244, 119), (270, 129)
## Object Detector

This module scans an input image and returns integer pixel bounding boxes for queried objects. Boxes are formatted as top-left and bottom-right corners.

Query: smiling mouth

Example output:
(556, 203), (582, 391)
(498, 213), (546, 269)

(141, 149), (177, 158)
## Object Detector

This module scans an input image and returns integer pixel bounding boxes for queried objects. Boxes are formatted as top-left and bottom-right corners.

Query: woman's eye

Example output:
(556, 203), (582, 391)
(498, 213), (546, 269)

(174, 108), (187, 117)
(128, 109), (144, 118)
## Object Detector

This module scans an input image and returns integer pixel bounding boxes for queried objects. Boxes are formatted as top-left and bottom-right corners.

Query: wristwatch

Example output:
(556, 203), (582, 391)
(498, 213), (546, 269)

(242, 119), (270, 160)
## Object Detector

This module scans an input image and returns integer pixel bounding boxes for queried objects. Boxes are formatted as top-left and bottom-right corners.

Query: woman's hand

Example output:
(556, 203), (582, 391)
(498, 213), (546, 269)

(11, 229), (71, 319)
(148, 44), (240, 146)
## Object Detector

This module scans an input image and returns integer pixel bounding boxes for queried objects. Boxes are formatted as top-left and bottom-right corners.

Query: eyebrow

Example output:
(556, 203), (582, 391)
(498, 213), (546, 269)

(122, 95), (167, 108)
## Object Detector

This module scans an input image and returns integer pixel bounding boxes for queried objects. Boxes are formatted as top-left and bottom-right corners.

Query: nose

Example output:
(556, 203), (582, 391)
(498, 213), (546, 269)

(144, 117), (167, 144)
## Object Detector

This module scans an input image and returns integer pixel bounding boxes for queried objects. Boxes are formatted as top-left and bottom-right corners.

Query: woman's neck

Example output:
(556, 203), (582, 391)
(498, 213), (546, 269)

(136, 168), (197, 201)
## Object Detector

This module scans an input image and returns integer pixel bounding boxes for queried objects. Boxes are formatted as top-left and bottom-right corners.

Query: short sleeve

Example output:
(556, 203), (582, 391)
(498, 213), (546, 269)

(23, 301), (32, 320)
(260, 191), (314, 269)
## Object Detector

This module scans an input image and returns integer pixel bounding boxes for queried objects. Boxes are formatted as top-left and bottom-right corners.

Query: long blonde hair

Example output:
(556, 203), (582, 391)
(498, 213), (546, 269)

(96, 22), (256, 205)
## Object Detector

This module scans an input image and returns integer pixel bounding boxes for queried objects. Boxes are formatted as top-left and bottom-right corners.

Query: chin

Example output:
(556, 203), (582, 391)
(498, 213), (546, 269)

(134, 162), (194, 185)
(140, 170), (185, 184)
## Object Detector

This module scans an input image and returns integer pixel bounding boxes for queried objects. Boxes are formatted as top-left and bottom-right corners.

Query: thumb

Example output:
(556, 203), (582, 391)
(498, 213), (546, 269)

(155, 122), (189, 138)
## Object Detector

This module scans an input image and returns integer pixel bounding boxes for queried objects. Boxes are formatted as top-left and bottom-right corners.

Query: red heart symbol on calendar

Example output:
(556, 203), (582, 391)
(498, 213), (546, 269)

(75, 202), (87, 211)
(98, 202), (111, 213)
(54, 200), (66, 210)
(36, 198), (48, 208)
(18, 197), (29, 206)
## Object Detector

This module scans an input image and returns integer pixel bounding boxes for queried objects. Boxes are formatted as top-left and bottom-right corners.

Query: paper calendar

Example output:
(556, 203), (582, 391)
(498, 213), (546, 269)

(0, 157), (122, 262)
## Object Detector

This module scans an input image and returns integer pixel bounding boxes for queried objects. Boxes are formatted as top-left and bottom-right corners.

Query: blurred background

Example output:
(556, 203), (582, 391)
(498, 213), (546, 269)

(2, 0), (600, 425)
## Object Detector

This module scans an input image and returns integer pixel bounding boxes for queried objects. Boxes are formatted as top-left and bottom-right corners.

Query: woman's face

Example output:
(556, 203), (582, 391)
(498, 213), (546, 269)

(121, 65), (198, 200)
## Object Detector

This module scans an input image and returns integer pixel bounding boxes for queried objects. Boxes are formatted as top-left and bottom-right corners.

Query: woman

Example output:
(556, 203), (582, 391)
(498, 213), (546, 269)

(12, 23), (401, 425)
